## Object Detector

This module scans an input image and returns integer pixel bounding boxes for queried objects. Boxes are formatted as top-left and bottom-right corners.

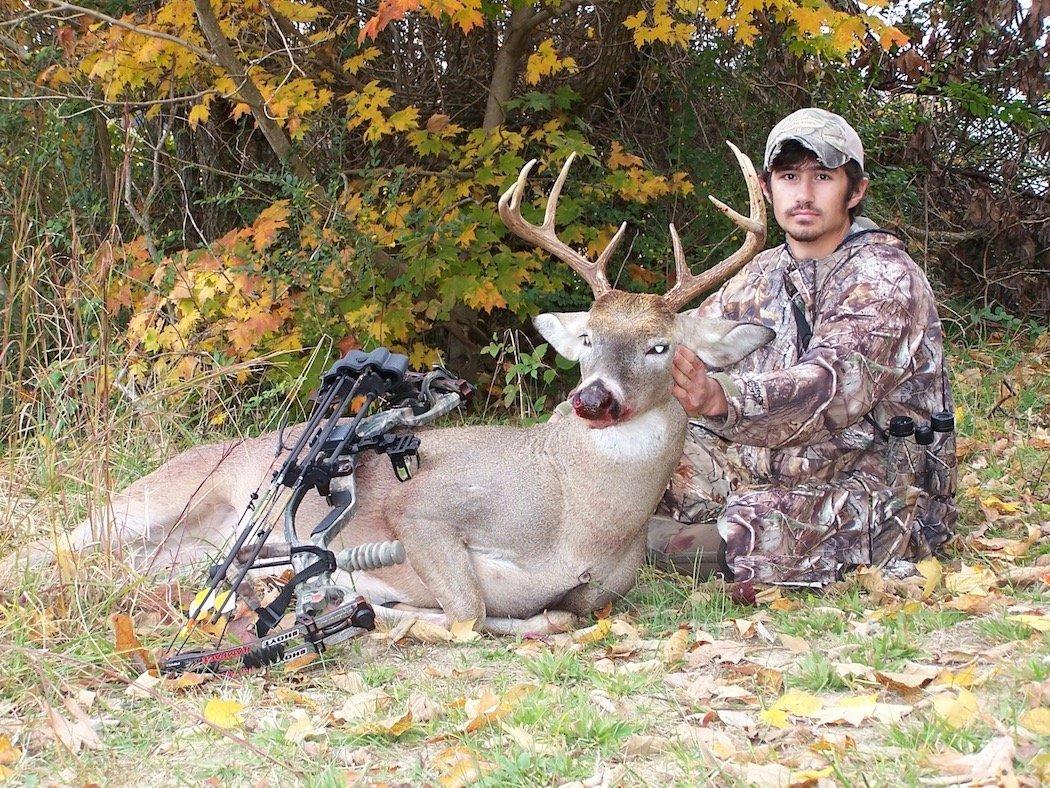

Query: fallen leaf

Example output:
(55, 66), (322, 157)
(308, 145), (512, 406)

(110, 613), (157, 672)
(462, 685), (533, 732)
(0, 735), (21, 766)
(813, 694), (878, 725)
(932, 665), (978, 689)
(203, 698), (245, 730)
(274, 688), (318, 709)
(945, 564), (997, 596)
(329, 672), (366, 694)
(449, 619), (481, 643)
(408, 692), (443, 723)
(932, 688), (979, 729)
(1018, 707), (1050, 735)
(779, 634), (810, 653)
(875, 663), (941, 693)
(126, 671), (162, 698)
(760, 689), (823, 728)
(1007, 614), (1050, 633)
(347, 710), (413, 737)
(332, 689), (391, 723)
(431, 745), (494, 787)
(916, 558), (942, 599)
(573, 618), (611, 645)
(285, 710), (325, 743)
(945, 592), (999, 614)
(661, 627), (690, 665)
(45, 699), (102, 753)
(164, 671), (210, 691)
(973, 525), (1040, 557)
(926, 735), (1016, 785)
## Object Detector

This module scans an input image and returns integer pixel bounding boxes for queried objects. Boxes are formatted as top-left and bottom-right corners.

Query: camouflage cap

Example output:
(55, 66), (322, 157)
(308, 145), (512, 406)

(764, 108), (864, 171)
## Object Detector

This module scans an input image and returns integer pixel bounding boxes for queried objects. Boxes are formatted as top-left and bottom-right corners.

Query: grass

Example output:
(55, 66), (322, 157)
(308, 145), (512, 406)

(1, 329), (1048, 784)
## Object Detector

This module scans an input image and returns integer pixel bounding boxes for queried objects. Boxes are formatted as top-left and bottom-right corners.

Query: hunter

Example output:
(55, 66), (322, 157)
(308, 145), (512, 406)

(648, 108), (958, 586)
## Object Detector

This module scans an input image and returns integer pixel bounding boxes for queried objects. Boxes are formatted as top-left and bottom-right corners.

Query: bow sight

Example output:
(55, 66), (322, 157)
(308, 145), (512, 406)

(159, 347), (472, 676)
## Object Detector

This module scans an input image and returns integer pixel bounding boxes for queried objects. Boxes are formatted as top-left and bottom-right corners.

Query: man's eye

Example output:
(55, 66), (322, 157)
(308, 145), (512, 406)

(580, 335), (592, 347)
(648, 344), (668, 355)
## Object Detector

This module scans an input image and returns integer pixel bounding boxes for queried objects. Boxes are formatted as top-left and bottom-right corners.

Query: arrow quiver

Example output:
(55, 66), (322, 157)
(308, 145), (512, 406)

(159, 348), (473, 676)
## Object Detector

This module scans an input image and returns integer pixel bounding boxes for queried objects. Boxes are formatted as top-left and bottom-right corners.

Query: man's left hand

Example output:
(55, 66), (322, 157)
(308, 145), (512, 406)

(670, 346), (729, 418)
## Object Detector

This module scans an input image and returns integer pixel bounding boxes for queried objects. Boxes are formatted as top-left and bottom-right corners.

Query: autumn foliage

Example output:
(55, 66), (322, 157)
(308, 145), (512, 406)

(0, 0), (1045, 412)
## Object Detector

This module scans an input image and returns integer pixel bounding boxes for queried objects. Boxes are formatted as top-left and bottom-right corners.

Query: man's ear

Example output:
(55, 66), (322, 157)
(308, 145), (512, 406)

(534, 312), (590, 362)
(676, 314), (775, 369)
(848, 177), (870, 210)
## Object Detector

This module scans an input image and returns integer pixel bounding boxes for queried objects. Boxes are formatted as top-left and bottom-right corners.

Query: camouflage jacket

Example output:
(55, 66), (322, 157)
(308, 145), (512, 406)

(688, 226), (956, 508)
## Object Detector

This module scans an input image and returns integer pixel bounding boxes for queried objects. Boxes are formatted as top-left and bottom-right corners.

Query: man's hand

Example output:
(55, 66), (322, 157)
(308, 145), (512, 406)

(670, 346), (729, 418)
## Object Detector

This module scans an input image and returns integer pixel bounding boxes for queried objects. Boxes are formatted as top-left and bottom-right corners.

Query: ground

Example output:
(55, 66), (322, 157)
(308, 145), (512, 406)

(0, 336), (1047, 787)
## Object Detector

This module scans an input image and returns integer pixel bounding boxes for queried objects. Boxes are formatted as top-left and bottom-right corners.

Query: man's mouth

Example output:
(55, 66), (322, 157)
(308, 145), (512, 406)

(790, 210), (819, 219)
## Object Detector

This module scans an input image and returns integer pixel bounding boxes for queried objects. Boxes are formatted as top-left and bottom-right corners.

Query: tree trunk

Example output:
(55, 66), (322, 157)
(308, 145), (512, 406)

(482, 6), (535, 131)
(192, 0), (314, 182)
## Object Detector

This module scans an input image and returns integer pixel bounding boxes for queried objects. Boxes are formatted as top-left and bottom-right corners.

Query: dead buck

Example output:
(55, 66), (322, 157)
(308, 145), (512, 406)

(11, 143), (771, 635)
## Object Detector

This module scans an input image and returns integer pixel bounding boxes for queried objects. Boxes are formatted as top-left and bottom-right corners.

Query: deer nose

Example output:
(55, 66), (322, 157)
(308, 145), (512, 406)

(571, 382), (620, 421)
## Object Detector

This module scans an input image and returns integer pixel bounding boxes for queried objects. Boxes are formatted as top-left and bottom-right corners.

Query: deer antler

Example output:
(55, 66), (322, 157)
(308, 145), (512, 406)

(499, 153), (627, 299)
(662, 141), (766, 311)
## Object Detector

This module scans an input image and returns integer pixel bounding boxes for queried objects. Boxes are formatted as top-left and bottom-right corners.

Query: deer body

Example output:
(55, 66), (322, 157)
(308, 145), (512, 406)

(13, 143), (771, 636)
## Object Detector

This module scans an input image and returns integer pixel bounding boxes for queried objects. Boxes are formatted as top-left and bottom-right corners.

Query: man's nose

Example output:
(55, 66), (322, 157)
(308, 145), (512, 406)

(796, 176), (815, 201)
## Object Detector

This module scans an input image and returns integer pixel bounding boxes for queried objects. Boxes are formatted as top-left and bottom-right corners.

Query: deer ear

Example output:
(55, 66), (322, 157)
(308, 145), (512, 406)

(676, 315), (774, 369)
(534, 312), (590, 362)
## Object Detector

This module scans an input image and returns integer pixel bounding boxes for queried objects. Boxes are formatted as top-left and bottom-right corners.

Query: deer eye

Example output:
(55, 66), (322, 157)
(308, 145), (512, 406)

(647, 343), (669, 356)
(580, 335), (592, 347)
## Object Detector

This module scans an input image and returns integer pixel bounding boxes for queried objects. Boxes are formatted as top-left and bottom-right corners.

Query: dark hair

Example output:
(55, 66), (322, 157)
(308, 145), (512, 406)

(762, 140), (867, 220)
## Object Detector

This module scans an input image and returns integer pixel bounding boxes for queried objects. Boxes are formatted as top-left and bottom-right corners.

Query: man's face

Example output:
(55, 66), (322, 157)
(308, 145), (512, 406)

(762, 159), (868, 244)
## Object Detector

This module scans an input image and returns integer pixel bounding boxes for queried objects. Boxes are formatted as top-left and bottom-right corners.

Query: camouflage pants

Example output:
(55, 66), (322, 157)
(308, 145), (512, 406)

(649, 425), (940, 587)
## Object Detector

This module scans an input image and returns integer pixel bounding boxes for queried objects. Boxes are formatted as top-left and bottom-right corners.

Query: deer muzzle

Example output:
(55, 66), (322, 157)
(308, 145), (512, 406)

(571, 381), (622, 426)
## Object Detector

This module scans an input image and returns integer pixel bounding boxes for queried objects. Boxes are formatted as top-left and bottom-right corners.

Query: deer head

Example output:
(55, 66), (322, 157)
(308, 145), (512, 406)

(499, 143), (773, 428)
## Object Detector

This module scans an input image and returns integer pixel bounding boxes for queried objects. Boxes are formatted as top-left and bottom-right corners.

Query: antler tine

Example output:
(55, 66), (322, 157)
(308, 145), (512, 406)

(662, 141), (766, 311)
(498, 155), (614, 298)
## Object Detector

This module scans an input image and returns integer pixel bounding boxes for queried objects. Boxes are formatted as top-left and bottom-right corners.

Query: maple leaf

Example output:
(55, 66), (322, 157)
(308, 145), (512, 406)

(252, 200), (291, 251)
(464, 280), (506, 312)
(525, 39), (578, 86)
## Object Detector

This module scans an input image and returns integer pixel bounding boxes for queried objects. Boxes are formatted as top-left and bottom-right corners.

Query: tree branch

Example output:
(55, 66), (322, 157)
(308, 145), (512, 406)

(191, 0), (314, 182)
(40, 0), (218, 64)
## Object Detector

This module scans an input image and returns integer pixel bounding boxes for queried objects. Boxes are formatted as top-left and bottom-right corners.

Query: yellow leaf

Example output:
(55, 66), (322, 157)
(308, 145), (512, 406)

(284, 710), (325, 743)
(979, 496), (1022, 515)
(945, 563), (997, 596)
(433, 745), (495, 788)
(463, 280), (506, 312)
(932, 689), (978, 729)
(1007, 614), (1050, 633)
(188, 101), (210, 130)
(917, 557), (942, 599)
(0, 735), (21, 766)
(348, 710), (414, 737)
(661, 627), (690, 664)
(203, 698), (244, 729)
(761, 688), (824, 727)
(1019, 707), (1050, 735)
(572, 618), (611, 645)
(524, 39), (577, 85)
(449, 619), (481, 643)
(462, 684), (533, 733)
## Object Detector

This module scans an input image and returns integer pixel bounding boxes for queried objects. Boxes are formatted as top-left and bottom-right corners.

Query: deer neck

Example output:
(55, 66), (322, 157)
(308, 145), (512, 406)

(581, 401), (687, 465)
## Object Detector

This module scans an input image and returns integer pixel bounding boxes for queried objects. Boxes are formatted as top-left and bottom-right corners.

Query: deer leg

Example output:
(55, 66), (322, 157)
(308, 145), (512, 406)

(373, 604), (579, 636)
(394, 517), (487, 626)
(557, 534), (646, 617)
